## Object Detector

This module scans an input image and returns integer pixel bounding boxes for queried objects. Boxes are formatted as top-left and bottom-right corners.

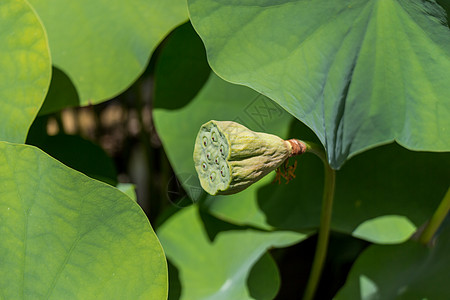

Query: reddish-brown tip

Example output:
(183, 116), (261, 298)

(286, 139), (307, 157)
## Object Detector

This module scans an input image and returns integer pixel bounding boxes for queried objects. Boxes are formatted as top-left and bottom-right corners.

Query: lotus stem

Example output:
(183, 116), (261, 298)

(302, 142), (335, 300)
(418, 187), (450, 246)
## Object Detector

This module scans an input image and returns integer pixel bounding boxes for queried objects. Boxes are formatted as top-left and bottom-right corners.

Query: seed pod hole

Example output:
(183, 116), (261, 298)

(211, 131), (217, 142)
(215, 157), (219, 164)
(210, 172), (216, 182)
(206, 152), (211, 160)
(219, 145), (225, 156)
(202, 136), (208, 147)
(220, 166), (226, 177)
(202, 162), (207, 170)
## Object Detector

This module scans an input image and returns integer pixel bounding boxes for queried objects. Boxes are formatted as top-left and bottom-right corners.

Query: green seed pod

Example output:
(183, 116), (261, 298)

(193, 120), (305, 195)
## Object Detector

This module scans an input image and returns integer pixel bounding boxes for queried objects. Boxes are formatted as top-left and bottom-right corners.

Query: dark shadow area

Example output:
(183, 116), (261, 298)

(273, 232), (369, 300)
(256, 118), (450, 234)
(256, 119), (323, 231)
(167, 260), (182, 300)
(153, 21), (211, 110)
(198, 207), (261, 242)
(436, 1), (450, 27)
(27, 117), (118, 185)
(38, 66), (80, 116)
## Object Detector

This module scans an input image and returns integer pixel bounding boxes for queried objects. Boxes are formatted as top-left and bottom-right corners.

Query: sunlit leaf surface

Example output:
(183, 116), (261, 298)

(29, 0), (188, 107)
(0, 142), (167, 298)
(0, 0), (51, 143)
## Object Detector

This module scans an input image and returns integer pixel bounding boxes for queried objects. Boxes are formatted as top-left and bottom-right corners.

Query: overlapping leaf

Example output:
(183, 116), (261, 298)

(0, 0), (51, 143)
(0, 142), (167, 298)
(247, 253), (281, 300)
(157, 205), (306, 300)
(335, 225), (450, 299)
(29, 0), (188, 109)
(188, 0), (450, 169)
(117, 183), (137, 202)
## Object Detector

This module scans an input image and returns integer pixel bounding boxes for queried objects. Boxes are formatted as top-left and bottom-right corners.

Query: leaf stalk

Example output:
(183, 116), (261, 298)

(301, 141), (336, 300)
(418, 187), (450, 245)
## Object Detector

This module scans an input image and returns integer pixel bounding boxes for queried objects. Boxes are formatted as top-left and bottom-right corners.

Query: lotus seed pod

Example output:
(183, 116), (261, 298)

(193, 120), (302, 195)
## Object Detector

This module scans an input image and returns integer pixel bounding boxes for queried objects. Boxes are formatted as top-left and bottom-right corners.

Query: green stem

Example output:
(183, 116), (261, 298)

(302, 141), (336, 300)
(304, 142), (327, 164)
(418, 187), (450, 245)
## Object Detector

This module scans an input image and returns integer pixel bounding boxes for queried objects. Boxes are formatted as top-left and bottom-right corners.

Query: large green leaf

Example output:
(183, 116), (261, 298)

(157, 205), (307, 300)
(29, 0), (188, 107)
(0, 0), (51, 143)
(335, 225), (450, 299)
(188, 0), (450, 169)
(0, 142), (167, 298)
